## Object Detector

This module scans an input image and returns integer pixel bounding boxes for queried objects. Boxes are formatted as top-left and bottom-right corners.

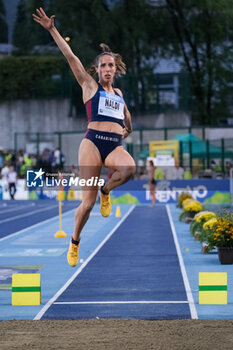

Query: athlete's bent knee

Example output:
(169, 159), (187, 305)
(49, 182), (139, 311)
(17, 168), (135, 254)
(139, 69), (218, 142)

(121, 164), (136, 181)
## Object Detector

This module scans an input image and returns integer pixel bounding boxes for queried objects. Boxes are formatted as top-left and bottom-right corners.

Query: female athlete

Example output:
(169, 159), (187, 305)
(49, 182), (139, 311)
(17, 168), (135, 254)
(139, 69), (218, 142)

(148, 160), (156, 207)
(33, 8), (136, 267)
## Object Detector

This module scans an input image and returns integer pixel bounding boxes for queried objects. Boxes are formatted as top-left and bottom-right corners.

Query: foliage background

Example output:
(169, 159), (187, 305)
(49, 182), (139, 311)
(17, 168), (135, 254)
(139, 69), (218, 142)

(1, 0), (233, 123)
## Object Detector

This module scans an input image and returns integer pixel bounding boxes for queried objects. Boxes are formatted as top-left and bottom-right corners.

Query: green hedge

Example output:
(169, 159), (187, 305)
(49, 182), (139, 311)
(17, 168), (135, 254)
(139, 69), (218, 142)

(0, 56), (69, 100)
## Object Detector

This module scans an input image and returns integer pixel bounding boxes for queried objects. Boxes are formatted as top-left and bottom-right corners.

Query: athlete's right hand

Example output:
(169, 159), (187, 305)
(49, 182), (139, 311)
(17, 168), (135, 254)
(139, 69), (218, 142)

(32, 7), (55, 31)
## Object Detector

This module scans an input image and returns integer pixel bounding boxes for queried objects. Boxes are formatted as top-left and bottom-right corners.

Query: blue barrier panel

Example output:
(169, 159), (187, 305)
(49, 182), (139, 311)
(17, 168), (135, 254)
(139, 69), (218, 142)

(31, 178), (230, 204)
(111, 179), (230, 204)
(0, 185), (2, 200)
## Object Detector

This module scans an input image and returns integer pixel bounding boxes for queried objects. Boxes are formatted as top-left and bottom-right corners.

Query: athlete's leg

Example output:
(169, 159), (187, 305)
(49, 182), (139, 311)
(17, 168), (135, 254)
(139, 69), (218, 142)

(102, 146), (136, 193)
(72, 138), (102, 241)
(67, 139), (102, 266)
(150, 183), (156, 207)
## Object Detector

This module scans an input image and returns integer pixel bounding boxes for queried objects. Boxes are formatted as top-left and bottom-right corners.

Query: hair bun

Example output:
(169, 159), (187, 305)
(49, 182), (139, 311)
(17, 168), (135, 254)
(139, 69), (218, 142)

(87, 43), (126, 77)
(100, 43), (112, 53)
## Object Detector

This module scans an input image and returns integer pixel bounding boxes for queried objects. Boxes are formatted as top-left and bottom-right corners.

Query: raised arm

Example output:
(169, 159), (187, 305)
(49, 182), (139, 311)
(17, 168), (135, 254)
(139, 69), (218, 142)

(32, 8), (96, 93)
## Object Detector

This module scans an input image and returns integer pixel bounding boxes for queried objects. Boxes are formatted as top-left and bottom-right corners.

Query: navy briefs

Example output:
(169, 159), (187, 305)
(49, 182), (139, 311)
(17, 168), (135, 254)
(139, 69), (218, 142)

(84, 129), (122, 163)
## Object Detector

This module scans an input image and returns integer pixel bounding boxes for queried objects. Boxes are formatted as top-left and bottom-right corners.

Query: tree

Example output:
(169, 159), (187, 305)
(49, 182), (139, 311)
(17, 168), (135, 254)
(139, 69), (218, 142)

(47, 0), (113, 115)
(0, 0), (8, 43)
(13, 0), (53, 55)
(11, 0), (167, 115)
(109, 0), (161, 112)
(51, 0), (161, 114)
(11, 0), (233, 124)
(152, 0), (233, 124)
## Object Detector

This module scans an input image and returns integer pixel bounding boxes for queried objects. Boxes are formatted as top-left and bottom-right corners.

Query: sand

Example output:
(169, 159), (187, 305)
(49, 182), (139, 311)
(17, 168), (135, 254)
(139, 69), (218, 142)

(1, 319), (233, 350)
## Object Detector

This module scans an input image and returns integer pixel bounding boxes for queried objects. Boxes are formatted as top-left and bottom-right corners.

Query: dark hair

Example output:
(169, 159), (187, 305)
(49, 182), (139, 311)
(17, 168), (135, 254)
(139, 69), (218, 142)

(88, 43), (126, 77)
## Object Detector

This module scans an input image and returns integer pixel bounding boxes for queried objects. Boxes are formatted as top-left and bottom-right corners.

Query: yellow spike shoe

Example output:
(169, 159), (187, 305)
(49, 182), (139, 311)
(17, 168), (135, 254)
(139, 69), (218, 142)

(100, 190), (111, 217)
(67, 240), (80, 267)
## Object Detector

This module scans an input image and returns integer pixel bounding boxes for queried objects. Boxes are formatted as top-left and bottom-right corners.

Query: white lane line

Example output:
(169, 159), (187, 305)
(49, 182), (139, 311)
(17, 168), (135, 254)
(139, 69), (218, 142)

(166, 204), (198, 320)
(0, 205), (59, 224)
(0, 206), (76, 243)
(54, 301), (189, 305)
(0, 203), (35, 214)
(34, 205), (136, 320)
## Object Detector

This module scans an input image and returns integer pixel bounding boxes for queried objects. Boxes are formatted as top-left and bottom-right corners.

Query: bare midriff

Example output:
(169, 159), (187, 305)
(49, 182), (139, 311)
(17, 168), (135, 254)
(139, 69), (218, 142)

(88, 121), (123, 135)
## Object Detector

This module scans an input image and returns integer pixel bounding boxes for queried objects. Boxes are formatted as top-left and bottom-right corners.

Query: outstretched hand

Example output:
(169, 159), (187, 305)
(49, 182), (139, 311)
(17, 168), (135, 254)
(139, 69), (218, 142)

(32, 7), (55, 31)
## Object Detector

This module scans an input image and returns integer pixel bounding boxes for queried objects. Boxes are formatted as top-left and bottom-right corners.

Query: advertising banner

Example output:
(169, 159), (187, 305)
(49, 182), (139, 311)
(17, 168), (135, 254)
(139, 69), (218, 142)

(110, 179), (230, 204)
(0, 178), (230, 204)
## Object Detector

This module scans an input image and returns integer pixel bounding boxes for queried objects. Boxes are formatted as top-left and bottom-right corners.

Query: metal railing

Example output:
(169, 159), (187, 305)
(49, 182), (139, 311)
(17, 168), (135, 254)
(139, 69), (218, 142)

(14, 127), (233, 172)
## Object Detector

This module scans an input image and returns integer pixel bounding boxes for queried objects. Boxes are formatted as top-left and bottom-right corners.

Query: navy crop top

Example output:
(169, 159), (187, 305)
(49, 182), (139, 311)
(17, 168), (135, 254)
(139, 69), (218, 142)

(85, 83), (125, 127)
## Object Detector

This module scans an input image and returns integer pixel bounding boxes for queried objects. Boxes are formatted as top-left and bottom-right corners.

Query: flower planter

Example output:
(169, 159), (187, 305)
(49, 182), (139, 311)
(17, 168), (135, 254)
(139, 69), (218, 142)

(185, 217), (193, 224)
(189, 211), (197, 218)
(217, 247), (233, 264)
(185, 211), (197, 223)
(194, 232), (201, 241)
(201, 243), (209, 254)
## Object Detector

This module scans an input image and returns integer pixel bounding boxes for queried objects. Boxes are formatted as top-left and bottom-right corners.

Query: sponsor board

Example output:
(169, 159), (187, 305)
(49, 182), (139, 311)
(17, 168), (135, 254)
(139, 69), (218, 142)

(0, 179), (230, 204)
(110, 179), (230, 204)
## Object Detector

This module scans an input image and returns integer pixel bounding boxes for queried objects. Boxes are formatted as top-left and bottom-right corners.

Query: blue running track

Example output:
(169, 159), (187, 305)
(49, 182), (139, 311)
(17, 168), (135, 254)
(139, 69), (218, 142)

(0, 200), (78, 238)
(41, 206), (191, 320)
(2, 201), (233, 320)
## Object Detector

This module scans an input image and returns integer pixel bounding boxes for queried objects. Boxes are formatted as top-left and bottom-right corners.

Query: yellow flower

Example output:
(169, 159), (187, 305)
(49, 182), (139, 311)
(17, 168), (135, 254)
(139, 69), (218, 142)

(200, 209), (233, 249)
(178, 192), (193, 205)
(195, 211), (216, 223)
(182, 198), (193, 208)
(203, 218), (218, 231)
(183, 200), (203, 212)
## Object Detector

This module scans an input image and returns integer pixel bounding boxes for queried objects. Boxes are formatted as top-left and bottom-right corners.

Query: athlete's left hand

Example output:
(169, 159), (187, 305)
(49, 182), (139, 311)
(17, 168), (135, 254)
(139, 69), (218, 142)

(122, 129), (130, 139)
